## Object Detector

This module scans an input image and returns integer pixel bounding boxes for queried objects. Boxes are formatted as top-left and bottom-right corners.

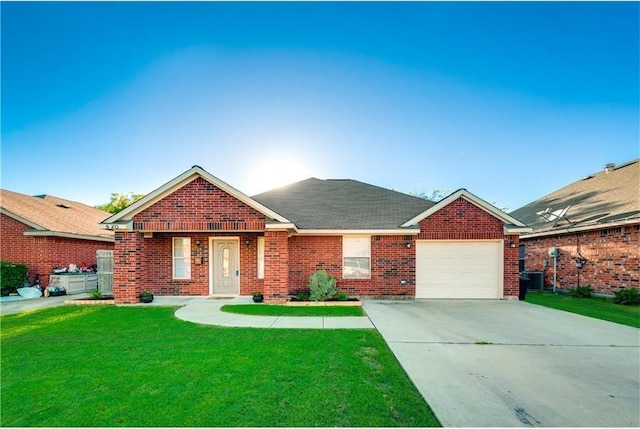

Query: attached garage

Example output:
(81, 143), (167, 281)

(415, 240), (503, 299)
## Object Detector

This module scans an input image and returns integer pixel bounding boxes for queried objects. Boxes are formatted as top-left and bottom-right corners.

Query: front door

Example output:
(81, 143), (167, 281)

(211, 239), (239, 295)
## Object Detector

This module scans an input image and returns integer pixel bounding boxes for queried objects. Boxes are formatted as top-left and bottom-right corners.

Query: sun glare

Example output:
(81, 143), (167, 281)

(245, 157), (312, 195)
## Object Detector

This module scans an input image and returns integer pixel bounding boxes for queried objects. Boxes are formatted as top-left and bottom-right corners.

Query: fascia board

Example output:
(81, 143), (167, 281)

(1, 208), (46, 230)
(291, 229), (420, 236)
(401, 189), (527, 228)
(23, 230), (115, 243)
(520, 218), (639, 239)
(102, 166), (291, 225)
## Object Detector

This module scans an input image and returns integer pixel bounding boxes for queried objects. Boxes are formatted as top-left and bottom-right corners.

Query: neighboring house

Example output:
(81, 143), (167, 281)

(102, 166), (530, 304)
(510, 160), (639, 295)
(0, 189), (115, 285)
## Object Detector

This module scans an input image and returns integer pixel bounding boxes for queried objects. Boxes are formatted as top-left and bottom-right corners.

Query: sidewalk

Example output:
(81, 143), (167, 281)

(1, 295), (374, 329)
(174, 297), (374, 329)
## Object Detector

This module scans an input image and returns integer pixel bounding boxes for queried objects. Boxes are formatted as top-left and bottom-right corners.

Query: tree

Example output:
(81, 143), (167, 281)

(409, 190), (450, 202)
(96, 192), (144, 214)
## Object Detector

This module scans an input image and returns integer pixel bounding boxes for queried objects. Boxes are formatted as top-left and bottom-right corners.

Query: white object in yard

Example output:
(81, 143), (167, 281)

(49, 273), (98, 295)
(16, 286), (43, 299)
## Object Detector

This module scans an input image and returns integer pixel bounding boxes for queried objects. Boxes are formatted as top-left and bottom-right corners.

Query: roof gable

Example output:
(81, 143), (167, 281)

(252, 178), (434, 231)
(0, 189), (114, 241)
(402, 189), (528, 231)
(510, 159), (639, 234)
(102, 166), (290, 226)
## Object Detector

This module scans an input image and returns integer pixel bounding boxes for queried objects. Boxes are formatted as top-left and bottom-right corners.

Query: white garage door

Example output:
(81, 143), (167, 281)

(416, 240), (503, 299)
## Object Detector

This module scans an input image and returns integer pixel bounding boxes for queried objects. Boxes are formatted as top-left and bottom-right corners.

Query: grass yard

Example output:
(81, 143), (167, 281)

(525, 291), (640, 328)
(0, 306), (439, 427)
(221, 304), (364, 317)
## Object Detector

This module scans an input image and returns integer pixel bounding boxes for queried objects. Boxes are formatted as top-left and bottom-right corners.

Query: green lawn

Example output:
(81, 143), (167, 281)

(525, 291), (640, 328)
(0, 306), (439, 427)
(221, 304), (364, 317)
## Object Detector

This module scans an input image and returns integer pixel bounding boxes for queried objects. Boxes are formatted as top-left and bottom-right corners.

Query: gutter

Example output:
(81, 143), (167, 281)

(520, 218), (639, 239)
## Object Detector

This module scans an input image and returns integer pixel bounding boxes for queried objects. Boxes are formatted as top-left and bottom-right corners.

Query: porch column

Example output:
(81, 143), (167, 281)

(113, 231), (145, 304)
(263, 230), (289, 303)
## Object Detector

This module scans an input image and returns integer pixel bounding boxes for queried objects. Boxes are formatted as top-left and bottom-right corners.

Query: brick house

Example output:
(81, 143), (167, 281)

(0, 189), (115, 286)
(510, 159), (639, 295)
(101, 166), (530, 304)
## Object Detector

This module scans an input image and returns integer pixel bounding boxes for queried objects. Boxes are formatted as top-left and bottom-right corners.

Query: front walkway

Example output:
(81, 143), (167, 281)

(173, 296), (374, 329)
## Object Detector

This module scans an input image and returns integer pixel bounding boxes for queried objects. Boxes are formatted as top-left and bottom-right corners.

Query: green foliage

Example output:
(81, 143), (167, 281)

(221, 304), (364, 317)
(526, 291), (640, 328)
(140, 290), (154, 297)
(613, 288), (640, 306)
(0, 261), (28, 296)
(308, 270), (337, 301)
(569, 285), (593, 298)
(0, 306), (439, 427)
(88, 289), (103, 300)
(297, 291), (310, 301)
(336, 291), (349, 301)
(96, 192), (144, 214)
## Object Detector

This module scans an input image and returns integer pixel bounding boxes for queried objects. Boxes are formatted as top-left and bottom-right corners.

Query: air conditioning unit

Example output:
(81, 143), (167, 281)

(548, 247), (559, 258)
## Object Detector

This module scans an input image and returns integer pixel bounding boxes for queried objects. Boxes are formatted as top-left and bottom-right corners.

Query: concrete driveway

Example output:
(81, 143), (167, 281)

(363, 300), (640, 427)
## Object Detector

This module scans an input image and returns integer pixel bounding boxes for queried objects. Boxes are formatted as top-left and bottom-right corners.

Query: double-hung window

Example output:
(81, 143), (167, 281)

(343, 236), (371, 279)
(173, 237), (191, 279)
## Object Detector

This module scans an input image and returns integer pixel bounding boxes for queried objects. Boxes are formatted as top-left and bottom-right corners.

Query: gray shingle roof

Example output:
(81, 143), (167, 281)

(510, 159), (640, 234)
(252, 178), (434, 230)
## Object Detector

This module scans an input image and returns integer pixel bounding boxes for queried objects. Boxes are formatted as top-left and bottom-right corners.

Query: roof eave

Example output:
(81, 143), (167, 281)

(23, 230), (115, 243)
(0, 207), (46, 230)
(401, 189), (528, 228)
(102, 166), (291, 225)
(520, 218), (639, 239)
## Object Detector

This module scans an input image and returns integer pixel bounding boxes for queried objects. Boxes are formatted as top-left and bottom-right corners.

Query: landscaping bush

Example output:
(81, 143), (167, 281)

(569, 285), (593, 298)
(613, 288), (640, 306)
(0, 261), (28, 296)
(308, 270), (337, 301)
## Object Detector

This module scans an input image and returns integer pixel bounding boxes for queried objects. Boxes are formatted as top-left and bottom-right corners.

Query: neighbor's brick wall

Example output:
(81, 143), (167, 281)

(0, 213), (113, 286)
(287, 235), (415, 299)
(417, 198), (519, 298)
(521, 224), (639, 295)
(133, 177), (266, 231)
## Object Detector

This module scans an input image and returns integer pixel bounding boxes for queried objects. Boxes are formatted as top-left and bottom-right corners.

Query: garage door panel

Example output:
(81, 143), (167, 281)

(416, 240), (502, 299)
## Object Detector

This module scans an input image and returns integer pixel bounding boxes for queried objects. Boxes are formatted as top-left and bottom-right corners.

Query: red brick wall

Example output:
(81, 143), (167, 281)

(133, 177), (265, 231)
(417, 198), (519, 298)
(418, 198), (504, 239)
(1, 213), (113, 286)
(287, 235), (415, 298)
(521, 224), (639, 295)
(264, 230), (289, 302)
(116, 232), (263, 299)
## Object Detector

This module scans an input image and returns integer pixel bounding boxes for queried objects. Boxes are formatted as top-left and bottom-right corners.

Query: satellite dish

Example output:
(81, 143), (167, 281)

(536, 205), (573, 225)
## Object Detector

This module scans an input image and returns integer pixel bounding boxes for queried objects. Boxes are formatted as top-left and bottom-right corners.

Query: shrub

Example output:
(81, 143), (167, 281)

(88, 289), (103, 300)
(308, 270), (337, 301)
(336, 291), (349, 301)
(0, 261), (28, 296)
(569, 285), (593, 298)
(613, 288), (640, 306)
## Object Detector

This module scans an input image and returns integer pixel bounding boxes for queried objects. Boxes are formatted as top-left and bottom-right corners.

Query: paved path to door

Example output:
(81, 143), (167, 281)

(363, 299), (640, 427)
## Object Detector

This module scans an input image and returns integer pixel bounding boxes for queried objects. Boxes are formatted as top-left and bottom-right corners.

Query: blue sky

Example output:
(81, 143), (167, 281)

(1, 1), (638, 211)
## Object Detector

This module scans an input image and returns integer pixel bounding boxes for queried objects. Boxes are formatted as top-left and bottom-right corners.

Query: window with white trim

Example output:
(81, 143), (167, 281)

(257, 236), (265, 279)
(173, 237), (191, 279)
(343, 236), (371, 279)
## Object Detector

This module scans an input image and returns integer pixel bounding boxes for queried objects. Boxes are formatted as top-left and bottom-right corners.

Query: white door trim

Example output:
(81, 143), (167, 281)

(209, 237), (240, 296)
